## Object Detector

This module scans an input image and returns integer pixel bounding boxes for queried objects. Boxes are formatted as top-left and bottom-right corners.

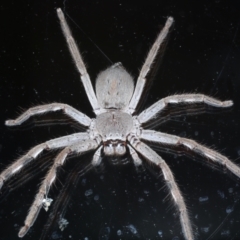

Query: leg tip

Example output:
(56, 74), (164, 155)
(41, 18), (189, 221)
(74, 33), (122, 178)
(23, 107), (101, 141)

(167, 16), (174, 24)
(224, 100), (233, 107)
(18, 225), (29, 238)
(5, 120), (15, 126)
(56, 8), (63, 17)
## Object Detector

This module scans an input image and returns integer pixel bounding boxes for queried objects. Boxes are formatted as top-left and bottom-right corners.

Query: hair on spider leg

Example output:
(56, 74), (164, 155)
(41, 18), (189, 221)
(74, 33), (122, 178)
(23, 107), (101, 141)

(147, 141), (240, 224)
(63, 11), (113, 67)
(146, 141), (237, 179)
(142, 98), (233, 130)
(5, 115), (86, 134)
(0, 152), (56, 202)
(144, 164), (199, 239)
(6, 102), (89, 133)
(2, 8), (238, 239)
(0, 149), (60, 188)
(161, 180), (199, 239)
(39, 155), (94, 240)
(133, 19), (174, 116)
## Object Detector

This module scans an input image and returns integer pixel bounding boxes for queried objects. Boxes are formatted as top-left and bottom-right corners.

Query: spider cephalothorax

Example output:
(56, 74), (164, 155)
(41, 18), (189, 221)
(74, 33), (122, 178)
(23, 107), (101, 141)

(0, 8), (239, 240)
(95, 110), (133, 156)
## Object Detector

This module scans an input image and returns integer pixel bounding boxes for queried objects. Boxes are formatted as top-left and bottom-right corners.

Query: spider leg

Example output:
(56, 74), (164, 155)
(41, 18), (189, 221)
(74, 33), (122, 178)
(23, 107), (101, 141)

(128, 134), (193, 240)
(138, 94), (233, 124)
(0, 132), (89, 189)
(5, 103), (91, 126)
(127, 17), (174, 114)
(18, 138), (99, 237)
(56, 8), (101, 114)
(91, 146), (103, 166)
(141, 130), (240, 178)
(128, 144), (142, 166)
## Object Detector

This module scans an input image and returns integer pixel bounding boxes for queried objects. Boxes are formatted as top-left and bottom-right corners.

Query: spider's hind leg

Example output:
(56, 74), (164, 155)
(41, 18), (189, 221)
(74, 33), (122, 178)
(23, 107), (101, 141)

(0, 132), (89, 190)
(138, 94), (233, 124)
(128, 144), (142, 167)
(0, 143), (46, 190)
(140, 130), (240, 178)
(18, 138), (99, 237)
(18, 147), (71, 238)
(128, 134), (194, 240)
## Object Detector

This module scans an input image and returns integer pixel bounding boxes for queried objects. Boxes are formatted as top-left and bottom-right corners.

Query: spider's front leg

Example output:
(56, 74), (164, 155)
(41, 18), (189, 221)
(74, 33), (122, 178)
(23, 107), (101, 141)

(56, 9), (101, 114)
(140, 129), (240, 178)
(18, 138), (99, 238)
(91, 146), (103, 166)
(5, 103), (91, 127)
(128, 16), (174, 113)
(128, 134), (193, 240)
(138, 94), (233, 124)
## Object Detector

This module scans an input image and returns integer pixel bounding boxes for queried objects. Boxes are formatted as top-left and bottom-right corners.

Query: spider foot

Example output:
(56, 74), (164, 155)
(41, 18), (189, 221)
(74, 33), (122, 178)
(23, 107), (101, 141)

(223, 100), (233, 107)
(5, 120), (16, 126)
(18, 225), (29, 238)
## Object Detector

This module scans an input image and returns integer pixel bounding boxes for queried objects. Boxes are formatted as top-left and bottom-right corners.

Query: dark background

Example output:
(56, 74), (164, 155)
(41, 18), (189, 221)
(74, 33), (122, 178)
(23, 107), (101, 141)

(0, 0), (240, 239)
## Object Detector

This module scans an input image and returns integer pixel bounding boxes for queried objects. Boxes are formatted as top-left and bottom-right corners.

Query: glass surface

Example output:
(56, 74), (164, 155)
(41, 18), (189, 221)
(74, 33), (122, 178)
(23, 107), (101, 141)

(0, 1), (240, 239)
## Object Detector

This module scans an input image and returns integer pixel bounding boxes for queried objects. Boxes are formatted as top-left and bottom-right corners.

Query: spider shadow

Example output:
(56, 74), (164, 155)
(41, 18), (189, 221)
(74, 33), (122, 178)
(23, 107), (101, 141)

(1, 136), (239, 240)
(1, 102), (237, 240)
(142, 102), (233, 130)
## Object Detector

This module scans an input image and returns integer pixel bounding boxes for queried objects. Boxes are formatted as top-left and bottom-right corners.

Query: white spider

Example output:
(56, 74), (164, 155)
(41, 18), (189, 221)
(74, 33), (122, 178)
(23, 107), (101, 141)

(0, 8), (239, 240)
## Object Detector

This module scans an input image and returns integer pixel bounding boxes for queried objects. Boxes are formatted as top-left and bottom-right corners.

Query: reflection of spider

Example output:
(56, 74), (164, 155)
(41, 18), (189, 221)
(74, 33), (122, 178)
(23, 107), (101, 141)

(0, 8), (239, 239)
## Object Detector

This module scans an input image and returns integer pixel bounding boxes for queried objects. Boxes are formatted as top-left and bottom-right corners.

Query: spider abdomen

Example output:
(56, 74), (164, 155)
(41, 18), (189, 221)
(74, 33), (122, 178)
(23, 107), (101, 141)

(95, 63), (134, 109)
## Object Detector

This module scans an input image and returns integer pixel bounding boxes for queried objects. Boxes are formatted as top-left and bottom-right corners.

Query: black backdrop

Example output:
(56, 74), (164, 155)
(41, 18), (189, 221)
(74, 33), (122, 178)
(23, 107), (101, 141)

(0, 0), (240, 239)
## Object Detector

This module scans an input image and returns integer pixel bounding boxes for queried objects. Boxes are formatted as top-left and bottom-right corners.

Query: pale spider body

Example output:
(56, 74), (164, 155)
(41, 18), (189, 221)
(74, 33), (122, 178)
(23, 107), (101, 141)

(94, 64), (135, 156)
(1, 8), (240, 240)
